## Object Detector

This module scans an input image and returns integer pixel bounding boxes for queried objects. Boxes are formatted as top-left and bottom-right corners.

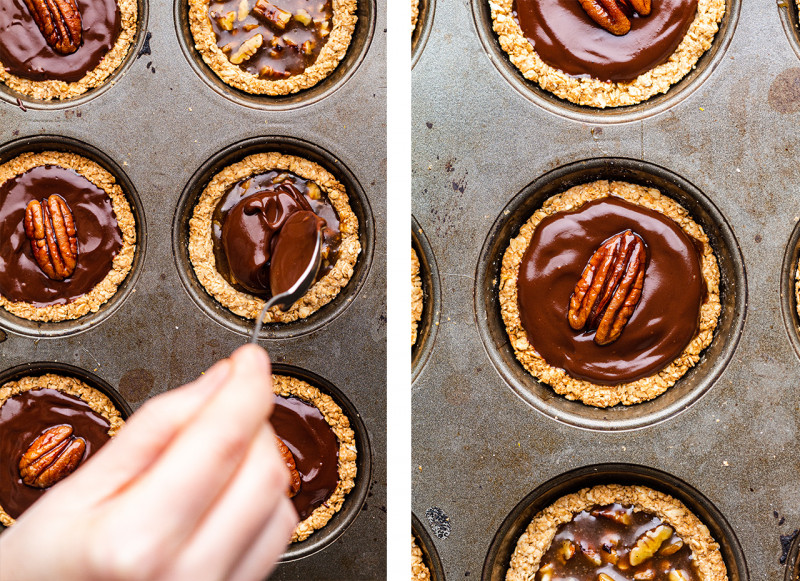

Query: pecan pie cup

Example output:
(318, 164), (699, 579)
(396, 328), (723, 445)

(506, 484), (727, 581)
(188, 0), (357, 96)
(0, 151), (136, 323)
(0, 0), (138, 101)
(272, 374), (357, 542)
(489, 0), (725, 108)
(0, 373), (125, 527)
(499, 180), (720, 407)
(188, 152), (360, 324)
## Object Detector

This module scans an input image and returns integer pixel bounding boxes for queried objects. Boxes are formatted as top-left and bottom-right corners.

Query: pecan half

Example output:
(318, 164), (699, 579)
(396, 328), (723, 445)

(568, 230), (647, 345)
(275, 436), (301, 498)
(19, 424), (86, 489)
(577, 0), (651, 36)
(23, 0), (83, 55)
(24, 194), (79, 281)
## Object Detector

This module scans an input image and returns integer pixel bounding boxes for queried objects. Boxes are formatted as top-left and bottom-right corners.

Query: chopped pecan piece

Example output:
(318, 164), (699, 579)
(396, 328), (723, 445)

(253, 0), (292, 30)
(23, 0), (83, 55)
(629, 524), (674, 566)
(19, 425), (86, 488)
(568, 229), (647, 346)
(24, 194), (79, 281)
(275, 436), (301, 497)
(229, 34), (263, 64)
(577, 0), (651, 36)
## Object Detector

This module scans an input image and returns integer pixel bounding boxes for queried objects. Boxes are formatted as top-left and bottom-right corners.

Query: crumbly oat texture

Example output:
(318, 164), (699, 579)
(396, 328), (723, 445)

(411, 247), (423, 346)
(506, 484), (728, 581)
(0, 373), (125, 527)
(795, 256), (800, 323)
(411, 0), (420, 32)
(499, 181), (720, 407)
(489, 0), (725, 108)
(189, 152), (360, 324)
(412, 534), (432, 581)
(189, 0), (357, 96)
(272, 374), (357, 542)
(0, 151), (137, 323)
(0, 0), (137, 100)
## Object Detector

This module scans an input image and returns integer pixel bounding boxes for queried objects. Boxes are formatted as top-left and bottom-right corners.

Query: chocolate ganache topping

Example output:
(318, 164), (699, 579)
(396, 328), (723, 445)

(512, 0), (698, 82)
(0, 388), (111, 519)
(517, 196), (705, 385)
(0, 0), (121, 83)
(214, 170), (341, 298)
(538, 503), (698, 581)
(0, 165), (123, 307)
(271, 395), (339, 521)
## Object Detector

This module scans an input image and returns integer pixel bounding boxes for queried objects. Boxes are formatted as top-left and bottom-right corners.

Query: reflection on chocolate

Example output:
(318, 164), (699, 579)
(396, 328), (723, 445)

(271, 394), (339, 521)
(269, 210), (324, 297)
(209, 0), (333, 79)
(540, 503), (697, 580)
(0, 388), (111, 519)
(213, 170), (341, 298)
(517, 197), (705, 385)
(0, 165), (123, 307)
(0, 0), (121, 83)
(512, 0), (698, 82)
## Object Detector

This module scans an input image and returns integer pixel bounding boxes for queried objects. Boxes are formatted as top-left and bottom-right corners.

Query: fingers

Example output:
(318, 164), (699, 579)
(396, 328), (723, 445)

(117, 345), (274, 550)
(45, 358), (233, 505)
(166, 424), (298, 580)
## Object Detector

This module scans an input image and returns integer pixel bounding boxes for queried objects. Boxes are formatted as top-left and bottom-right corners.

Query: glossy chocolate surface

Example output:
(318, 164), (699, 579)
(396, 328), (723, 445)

(271, 394), (339, 521)
(512, 0), (698, 82)
(209, 0), (332, 80)
(517, 197), (705, 385)
(540, 503), (697, 581)
(0, 388), (111, 519)
(269, 210), (324, 296)
(213, 170), (341, 298)
(0, 165), (123, 307)
(0, 0), (121, 83)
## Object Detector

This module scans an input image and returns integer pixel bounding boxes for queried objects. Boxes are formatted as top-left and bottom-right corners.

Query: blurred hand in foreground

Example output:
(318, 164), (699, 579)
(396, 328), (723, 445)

(0, 344), (298, 581)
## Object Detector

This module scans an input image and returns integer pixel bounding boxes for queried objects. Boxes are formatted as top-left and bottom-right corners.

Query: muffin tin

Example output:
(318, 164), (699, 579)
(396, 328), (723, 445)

(0, 0), (386, 577)
(413, 0), (800, 578)
(412, 215), (441, 382)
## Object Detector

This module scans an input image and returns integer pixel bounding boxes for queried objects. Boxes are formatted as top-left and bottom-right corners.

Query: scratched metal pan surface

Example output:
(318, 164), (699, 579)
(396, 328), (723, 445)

(413, 0), (800, 578)
(0, 0), (387, 577)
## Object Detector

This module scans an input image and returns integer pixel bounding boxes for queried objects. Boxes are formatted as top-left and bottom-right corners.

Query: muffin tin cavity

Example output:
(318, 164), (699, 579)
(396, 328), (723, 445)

(0, 135), (146, 340)
(469, 0), (739, 123)
(482, 463), (748, 581)
(413, 511), (446, 581)
(173, 0), (375, 110)
(474, 158), (746, 431)
(0, 0), (148, 110)
(777, 0), (800, 63)
(412, 216), (441, 383)
(779, 217), (800, 361)
(272, 364), (371, 562)
(411, 0), (435, 69)
(172, 135), (374, 340)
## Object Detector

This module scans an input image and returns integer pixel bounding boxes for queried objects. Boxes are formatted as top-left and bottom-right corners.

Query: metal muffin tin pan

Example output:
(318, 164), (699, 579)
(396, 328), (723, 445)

(412, 215), (441, 382)
(0, 0), (386, 576)
(413, 0), (800, 579)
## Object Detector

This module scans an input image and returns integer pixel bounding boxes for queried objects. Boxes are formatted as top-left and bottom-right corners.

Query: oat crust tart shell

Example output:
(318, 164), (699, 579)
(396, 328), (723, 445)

(0, 373), (125, 527)
(488, 0), (725, 108)
(499, 180), (720, 408)
(189, 0), (357, 96)
(189, 152), (360, 324)
(272, 374), (357, 542)
(506, 484), (727, 581)
(411, 533), (432, 580)
(411, 247), (423, 346)
(0, 151), (136, 323)
(0, 0), (137, 101)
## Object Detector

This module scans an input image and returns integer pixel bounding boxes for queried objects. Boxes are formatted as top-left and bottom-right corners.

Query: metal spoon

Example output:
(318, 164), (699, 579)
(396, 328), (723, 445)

(250, 220), (323, 343)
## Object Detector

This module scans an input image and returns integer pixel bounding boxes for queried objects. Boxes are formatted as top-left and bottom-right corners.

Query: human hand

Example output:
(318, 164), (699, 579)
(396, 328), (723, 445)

(0, 344), (298, 581)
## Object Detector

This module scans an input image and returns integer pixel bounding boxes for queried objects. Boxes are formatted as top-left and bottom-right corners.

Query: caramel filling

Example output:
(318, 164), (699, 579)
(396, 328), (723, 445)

(209, 0), (333, 80)
(538, 503), (698, 581)
(517, 197), (705, 385)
